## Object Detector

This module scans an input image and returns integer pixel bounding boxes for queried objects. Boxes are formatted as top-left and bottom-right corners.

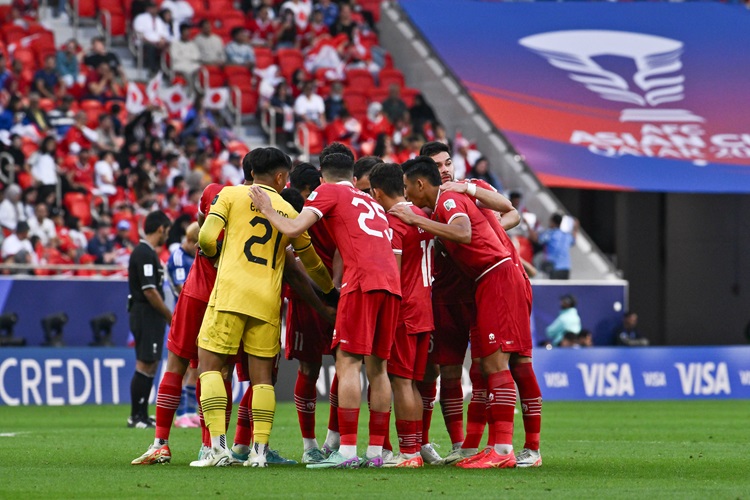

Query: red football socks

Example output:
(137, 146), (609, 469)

(338, 407), (360, 446)
(511, 362), (542, 450)
(224, 380), (233, 431)
(294, 370), (318, 439)
(368, 410), (390, 448)
(196, 378), (210, 447)
(440, 377), (465, 445)
(487, 370), (516, 449)
(155, 371), (182, 441)
(463, 363), (487, 450)
(396, 419), (420, 455)
(234, 385), (253, 447)
(416, 380), (436, 445)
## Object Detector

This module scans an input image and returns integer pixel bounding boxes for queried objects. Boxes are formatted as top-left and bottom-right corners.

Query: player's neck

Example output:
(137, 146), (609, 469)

(252, 178), (279, 193)
(144, 234), (161, 249)
(379, 195), (406, 211)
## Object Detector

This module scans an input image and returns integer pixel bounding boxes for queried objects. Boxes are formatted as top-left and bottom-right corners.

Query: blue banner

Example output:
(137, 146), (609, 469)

(1, 346), (748, 405)
(401, 1), (750, 193)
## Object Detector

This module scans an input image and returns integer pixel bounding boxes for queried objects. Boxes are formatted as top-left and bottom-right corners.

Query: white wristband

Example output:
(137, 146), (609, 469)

(467, 182), (477, 197)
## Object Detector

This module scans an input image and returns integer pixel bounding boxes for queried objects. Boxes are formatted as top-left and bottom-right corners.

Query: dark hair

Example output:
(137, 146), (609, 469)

(248, 147), (292, 177)
(320, 152), (354, 179)
(280, 187), (305, 213)
(509, 190), (522, 200)
(353, 156), (383, 181)
(230, 26), (245, 39)
(373, 133), (389, 158)
(242, 152), (254, 183)
(551, 213), (563, 227)
(368, 163), (404, 199)
(560, 294), (576, 308)
(420, 141), (450, 158)
(402, 156), (441, 187)
(289, 163), (321, 192)
(143, 210), (171, 235)
(319, 142), (355, 165)
(199, 19), (211, 28)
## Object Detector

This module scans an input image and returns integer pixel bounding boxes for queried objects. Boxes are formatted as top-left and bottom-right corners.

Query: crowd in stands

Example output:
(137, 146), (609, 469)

(0, 0), (538, 277)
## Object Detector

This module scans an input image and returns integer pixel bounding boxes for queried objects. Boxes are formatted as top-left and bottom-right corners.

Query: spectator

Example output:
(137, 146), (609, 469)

(83, 37), (122, 75)
(432, 121), (451, 150)
(87, 216), (116, 264)
(0, 53), (11, 90)
(372, 133), (398, 163)
(578, 329), (593, 347)
(133, 1), (171, 76)
(280, 0), (312, 30)
(33, 54), (60, 100)
(545, 294), (581, 346)
(559, 331), (579, 348)
(269, 82), (296, 148)
(0, 184), (26, 232)
(303, 9), (329, 47)
(226, 28), (256, 69)
(59, 111), (99, 155)
(170, 24), (202, 81)
(56, 39), (84, 88)
(529, 213), (578, 280)
(31, 136), (59, 201)
(381, 83), (408, 125)
(315, 0), (339, 28)
(86, 62), (127, 103)
(160, 0), (194, 28)
(48, 94), (77, 137)
(94, 150), (118, 196)
(194, 19), (226, 65)
(96, 114), (123, 151)
(5, 60), (33, 99)
(113, 219), (135, 266)
(293, 80), (326, 128)
(12, 0), (38, 19)
(23, 92), (51, 134)
(1, 220), (35, 267)
(62, 148), (96, 194)
(615, 312), (649, 346)
(27, 202), (56, 246)
(247, 5), (275, 47)
(221, 152), (244, 186)
(469, 156), (502, 191)
(451, 136), (481, 181)
(362, 101), (392, 143)
(409, 94), (436, 137)
(324, 81), (345, 122)
(330, 3), (356, 39)
(274, 8), (299, 49)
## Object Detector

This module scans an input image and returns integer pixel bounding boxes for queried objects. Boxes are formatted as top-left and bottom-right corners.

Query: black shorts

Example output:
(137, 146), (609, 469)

(129, 302), (167, 363)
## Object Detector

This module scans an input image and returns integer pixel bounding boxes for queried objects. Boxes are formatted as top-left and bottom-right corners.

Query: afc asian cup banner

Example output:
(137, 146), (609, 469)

(1, 346), (749, 405)
(401, 2), (750, 193)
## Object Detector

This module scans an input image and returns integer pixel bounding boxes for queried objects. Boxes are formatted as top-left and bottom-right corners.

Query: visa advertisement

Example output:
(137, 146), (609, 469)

(1, 346), (748, 405)
(401, 2), (750, 192)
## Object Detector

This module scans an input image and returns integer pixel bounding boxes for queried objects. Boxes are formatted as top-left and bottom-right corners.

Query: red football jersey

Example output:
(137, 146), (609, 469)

(308, 220), (336, 273)
(304, 182), (400, 297)
(181, 183), (224, 302)
(432, 190), (511, 281)
(432, 246), (475, 304)
(387, 203), (434, 334)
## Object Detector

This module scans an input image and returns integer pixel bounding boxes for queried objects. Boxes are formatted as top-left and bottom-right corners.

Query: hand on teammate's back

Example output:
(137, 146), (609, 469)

(388, 203), (418, 225)
(248, 185), (272, 213)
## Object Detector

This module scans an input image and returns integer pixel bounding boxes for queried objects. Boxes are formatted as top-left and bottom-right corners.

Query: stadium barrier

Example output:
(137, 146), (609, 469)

(1, 346), (748, 406)
(0, 277), (627, 347)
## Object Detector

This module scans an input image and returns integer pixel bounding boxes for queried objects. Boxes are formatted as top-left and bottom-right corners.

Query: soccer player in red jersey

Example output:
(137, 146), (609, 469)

(249, 151), (402, 469)
(368, 163), (435, 468)
(391, 156), (531, 469)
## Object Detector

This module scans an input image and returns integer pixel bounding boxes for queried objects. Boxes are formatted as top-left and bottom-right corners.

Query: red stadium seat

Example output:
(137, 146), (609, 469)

(71, 0), (97, 19)
(12, 48), (36, 68)
(400, 87), (420, 107)
(96, 0), (124, 15)
(345, 68), (375, 90)
(99, 10), (127, 38)
(64, 192), (93, 227)
(253, 46), (274, 70)
(366, 87), (389, 104)
(231, 88), (258, 115)
(198, 65), (225, 90)
(378, 68), (405, 88)
(227, 71), (253, 93)
(296, 122), (324, 155)
(277, 48), (304, 81)
(80, 100), (104, 128)
(210, 11), (246, 42)
(185, 0), (209, 19)
(38, 97), (55, 112)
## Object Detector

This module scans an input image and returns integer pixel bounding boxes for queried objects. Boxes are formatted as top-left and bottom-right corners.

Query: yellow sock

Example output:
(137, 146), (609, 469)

(199, 371), (227, 438)
(251, 384), (276, 445)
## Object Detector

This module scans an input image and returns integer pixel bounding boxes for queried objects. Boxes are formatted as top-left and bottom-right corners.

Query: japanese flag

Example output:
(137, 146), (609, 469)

(161, 84), (189, 117)
(203, 87), (229, 110)
(125, 82), (146, 114)
(146, 72), (163, 106)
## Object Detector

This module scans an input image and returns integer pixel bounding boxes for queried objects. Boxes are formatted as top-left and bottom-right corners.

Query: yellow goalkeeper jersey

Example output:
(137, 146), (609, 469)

(203, 184), (314, 325)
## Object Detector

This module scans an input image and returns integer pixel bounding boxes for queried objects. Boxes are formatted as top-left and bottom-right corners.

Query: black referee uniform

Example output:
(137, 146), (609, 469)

(128, 239), (167, 362)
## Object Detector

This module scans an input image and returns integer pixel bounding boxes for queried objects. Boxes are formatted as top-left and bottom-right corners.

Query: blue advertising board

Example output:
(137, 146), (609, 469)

(1, 346), (747, 406)
(401, 1), (750, 193)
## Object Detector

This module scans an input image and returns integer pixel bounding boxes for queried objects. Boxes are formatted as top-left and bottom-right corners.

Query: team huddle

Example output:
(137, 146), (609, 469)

(131, 141), (543, 469)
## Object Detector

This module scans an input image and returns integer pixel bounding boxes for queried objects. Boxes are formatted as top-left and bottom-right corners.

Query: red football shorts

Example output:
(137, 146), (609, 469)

(332, 290), (400, 359)
(430, 300), (475, 366)
(471, 261), (533, 359)
(285, 298), (334, 364)
(388, 323), (431, 381)
(166, 294), (208, 364)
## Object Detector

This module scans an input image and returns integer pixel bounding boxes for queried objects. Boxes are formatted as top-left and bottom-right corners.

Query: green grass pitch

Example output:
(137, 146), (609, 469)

(2, 400), (749, 498)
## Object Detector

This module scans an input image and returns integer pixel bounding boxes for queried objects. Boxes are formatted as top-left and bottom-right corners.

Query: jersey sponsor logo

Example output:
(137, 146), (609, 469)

(143, 264), (153, 277)
(443, 199), (456, 211)
(211, 195), (219, 205)
(642, 371), (667, 387)
(577, 363), (635, 397)
(674, 362), (731, 396)
(307, 191), (318, 201)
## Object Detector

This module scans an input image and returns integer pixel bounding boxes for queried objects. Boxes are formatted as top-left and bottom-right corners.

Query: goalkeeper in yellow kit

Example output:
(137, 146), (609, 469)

(190, 147), (335, 468)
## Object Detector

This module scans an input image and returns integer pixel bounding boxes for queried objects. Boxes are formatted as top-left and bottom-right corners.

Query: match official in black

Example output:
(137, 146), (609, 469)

(127, 210), (172, 428)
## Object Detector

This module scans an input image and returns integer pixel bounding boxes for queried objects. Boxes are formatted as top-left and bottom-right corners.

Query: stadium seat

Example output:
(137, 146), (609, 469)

(12, 48), (36, 68)
(210, 11), (246, 42)
(358, 0), (382, 23)
(277, 48), (304, 81)
(378, 68), (405, 88)
(296, 122), (324, 155)
(38, 98), (55, 112)
(80, 100), (104, 128)
(253, 46), (274, 70)
(96, 0), (124, 14)
(366, 87), (389, 104)
(70, 0), (98, 20)
(345, 68), (375, 90)
(224, 65), (252, 86)
(231, 88), (258, 115)
(99, 10), (127, 40)
(401, 87), (420, 107)
(184, 0), (209, 19)
(198, 65), (226, 90)
(2, 25), (27, 46)
(63, 192), (93, 227)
